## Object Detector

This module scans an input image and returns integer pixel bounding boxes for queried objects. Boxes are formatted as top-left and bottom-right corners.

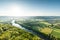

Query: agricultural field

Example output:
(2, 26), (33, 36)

(51, 28), (60, 38)
(0, 16), (60, 40)
(40, 27), (52, 34)
(16, 18), (60, 40)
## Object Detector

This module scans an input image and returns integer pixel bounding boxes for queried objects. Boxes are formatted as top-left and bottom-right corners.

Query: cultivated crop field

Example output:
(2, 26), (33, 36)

(0, 16), (60, 40)
(51, 28), (60, 38)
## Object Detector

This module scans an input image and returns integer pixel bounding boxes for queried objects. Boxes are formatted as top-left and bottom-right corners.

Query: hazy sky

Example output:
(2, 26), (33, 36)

(0, 0), (60, 16)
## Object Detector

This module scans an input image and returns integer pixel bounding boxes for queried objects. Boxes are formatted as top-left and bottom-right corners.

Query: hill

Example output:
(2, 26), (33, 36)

(0, 23), (42, 40)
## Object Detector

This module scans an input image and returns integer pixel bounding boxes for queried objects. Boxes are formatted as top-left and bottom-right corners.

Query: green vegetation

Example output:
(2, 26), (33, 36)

(0, 16), (60, 40)
(40, 27), (52, 34)
(0, 23), (42, 40)
(16, 20), (60, 40)
(51, 28), (60, 38)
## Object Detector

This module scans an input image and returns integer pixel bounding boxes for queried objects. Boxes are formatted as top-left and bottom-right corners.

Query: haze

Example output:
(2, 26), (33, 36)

(0, 0), (60, 16)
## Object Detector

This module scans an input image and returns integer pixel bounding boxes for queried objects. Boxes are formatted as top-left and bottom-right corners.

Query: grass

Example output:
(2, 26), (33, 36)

(51, 28), (60, 38)
(40, 22), (51, 25)
(40, 27), (52, 34)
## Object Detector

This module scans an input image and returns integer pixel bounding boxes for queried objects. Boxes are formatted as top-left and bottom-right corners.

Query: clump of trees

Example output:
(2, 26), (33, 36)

(0, 23), (42, 40)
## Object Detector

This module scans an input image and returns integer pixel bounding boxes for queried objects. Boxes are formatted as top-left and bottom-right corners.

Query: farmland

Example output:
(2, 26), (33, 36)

(0, 16), (60, 40)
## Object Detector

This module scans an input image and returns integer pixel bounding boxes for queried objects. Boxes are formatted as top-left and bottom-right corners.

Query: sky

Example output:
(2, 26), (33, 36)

(0, 0), (60, 16)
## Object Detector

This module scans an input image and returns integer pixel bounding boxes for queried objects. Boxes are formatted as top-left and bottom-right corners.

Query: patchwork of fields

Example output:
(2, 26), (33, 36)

(0, 16), (60, 40)
(16, 19), (60, 40)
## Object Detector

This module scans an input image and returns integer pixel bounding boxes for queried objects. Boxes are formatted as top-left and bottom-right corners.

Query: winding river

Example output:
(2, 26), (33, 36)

(11, 20), (51, 40)
(11, 20), (25, 29)
(11, 20), (34, 33)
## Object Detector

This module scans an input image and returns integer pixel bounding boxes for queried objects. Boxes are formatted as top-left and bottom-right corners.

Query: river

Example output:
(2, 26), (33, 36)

(11, 20), (51, 40)
(11, 20), (25, 29)
(11, 20), (34, 33)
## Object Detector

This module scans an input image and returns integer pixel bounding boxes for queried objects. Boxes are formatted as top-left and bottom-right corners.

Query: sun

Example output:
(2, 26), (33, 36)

(8, 4), (25, 16)
(10, 5), (21, 13)
(0, 4), (42, 16)
(0, 4), (24, 16)
(13, 6), (20, 12)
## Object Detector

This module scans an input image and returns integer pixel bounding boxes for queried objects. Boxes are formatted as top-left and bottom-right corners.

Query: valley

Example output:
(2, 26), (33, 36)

(0, 16), (60, 40)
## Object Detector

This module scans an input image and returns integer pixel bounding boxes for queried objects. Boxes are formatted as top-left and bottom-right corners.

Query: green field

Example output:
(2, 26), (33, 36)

(51, 28), (60, 38)
(16, 20), (60, 40)
(0, 16), (60, 40)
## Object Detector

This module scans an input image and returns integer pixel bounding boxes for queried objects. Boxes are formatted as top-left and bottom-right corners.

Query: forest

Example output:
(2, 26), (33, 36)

(0, 23), (42, 40)
(0, 16), (60, 40)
